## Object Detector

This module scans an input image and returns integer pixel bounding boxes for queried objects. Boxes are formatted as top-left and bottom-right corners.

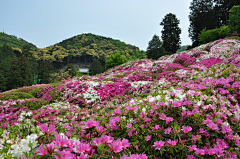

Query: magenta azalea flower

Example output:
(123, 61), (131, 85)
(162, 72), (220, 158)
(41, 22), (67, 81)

(40, 124), (48, 133)
(35, 144), (47, 156)
(164, 127), (171, 134)
(165, 117), (174, 124)
(153, 140), (165, 150)
(121, 138), (131, 149)
(181, 126), (192, 133)
(167, 139), (178, 146)
(49, 124), (56, 133)
(145, 135), (151, 141)
(111, 140), (123, 153)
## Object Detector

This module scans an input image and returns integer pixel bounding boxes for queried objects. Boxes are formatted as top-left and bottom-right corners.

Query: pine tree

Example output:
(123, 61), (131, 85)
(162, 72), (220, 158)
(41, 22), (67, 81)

(160, 13), (181, 54)
(146, 35), (166, 60)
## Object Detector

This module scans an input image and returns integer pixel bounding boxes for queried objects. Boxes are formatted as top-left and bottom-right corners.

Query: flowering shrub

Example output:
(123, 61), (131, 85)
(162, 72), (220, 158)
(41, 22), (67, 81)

(173, 53), (196, 67)
(0, 38), (240, 158)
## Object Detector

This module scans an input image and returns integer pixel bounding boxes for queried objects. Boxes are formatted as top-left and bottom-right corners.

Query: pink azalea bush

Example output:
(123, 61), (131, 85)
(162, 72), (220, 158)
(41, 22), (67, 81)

(0, 38), (240, 158)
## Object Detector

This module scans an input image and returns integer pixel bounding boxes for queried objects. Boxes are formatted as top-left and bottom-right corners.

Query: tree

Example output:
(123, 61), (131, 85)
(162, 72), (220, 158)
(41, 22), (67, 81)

(229, 5), (240, 34)
(160, 13), (181, 54)
(188, 0), (217, 47)
(22, 45), (38, 83)
(105, 53), (127, 70)
(214, 0), (240, 27)
(9, 56), (21, 89)
(38, 60), (52, 84)
(18, 54), (33, 86)
(0, 45), (14, 91)
(65, 64), (78, 77)
(146, 35), (166, 60)
(89, 58), (104, 76)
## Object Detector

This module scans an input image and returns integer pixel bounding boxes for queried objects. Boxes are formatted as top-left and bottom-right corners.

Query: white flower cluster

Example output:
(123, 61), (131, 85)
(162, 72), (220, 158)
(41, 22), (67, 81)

(42, 102), (80, 110)
(83, 81), (100, 103)
(144, 95), (161, 103)
(7, 134), (38, 159)
(18, 111), (33, 122)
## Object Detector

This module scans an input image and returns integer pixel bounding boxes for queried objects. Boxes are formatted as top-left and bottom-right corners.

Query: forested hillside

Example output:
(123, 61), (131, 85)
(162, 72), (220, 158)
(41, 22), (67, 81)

(33, 33), (146, 69)
(0, 32), (36, 49)
(0, 33), (147, 92)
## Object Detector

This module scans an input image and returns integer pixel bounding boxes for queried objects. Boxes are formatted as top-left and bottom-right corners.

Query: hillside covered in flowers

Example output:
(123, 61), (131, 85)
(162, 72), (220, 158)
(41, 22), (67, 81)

(0, 38), (240, 158)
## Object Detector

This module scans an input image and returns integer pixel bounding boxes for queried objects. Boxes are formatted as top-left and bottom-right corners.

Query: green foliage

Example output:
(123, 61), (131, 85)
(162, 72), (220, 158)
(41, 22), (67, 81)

(34, 33), (146, 70)
(28, 87), (45, 98)
(198, 25), (232, 44)
(11, 98), (48, 110)
(229, 36), (240, 40)
(9, 56), (22, 89)
(176, 45), (189, 53)
(38, 60), (53, 84)
(0, 32), (36, 48)
(146, 35), (166, 60)
(65, 64), (78, 77)
(0, 91), (33, 101)
(160, 13), (181, 54)
(229, 5), (240, 33)
(189, 0), (240, 47)
(105, 53), (127, 70)
(0, 32), (146, 92)
(89, 58), (104, 76)
(0, 45), (14, 92)
(19, 54), (33, 86)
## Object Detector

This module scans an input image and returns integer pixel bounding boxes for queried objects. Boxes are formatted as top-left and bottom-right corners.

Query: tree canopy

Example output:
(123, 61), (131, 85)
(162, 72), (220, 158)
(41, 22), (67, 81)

(89, 59), (104, 76)
(160, 13), (181, 54)
(188, 0), (240, 47)
(229, 5), (240, 34)
(146, 35), (166, 60)
(105, 53), (127, 70)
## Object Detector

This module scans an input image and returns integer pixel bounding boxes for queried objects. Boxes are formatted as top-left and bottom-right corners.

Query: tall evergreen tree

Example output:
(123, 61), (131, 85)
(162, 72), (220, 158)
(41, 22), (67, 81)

(146, 35), (166, 60)
(160, 13), (181, 54)
(214, 0), (240, 27)
(189, 0), (219, 47)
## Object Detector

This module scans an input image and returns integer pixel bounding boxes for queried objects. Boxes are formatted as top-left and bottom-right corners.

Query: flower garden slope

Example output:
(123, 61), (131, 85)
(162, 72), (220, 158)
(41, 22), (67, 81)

(0, 38), (240, 158)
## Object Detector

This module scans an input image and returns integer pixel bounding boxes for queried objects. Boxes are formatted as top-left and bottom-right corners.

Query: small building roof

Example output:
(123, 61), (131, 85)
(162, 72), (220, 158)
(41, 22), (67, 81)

(79, 68), (89, 74)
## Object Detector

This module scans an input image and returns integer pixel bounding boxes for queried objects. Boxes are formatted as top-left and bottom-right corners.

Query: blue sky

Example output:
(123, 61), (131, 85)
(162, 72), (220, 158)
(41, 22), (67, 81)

(0, 0), (192, 51)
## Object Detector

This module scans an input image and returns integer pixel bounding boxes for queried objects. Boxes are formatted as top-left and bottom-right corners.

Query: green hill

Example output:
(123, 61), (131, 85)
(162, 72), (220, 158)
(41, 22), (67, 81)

(176, 45), (189, 53)
(33, 33), (146, 69)
(0, 32), (37, 49)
